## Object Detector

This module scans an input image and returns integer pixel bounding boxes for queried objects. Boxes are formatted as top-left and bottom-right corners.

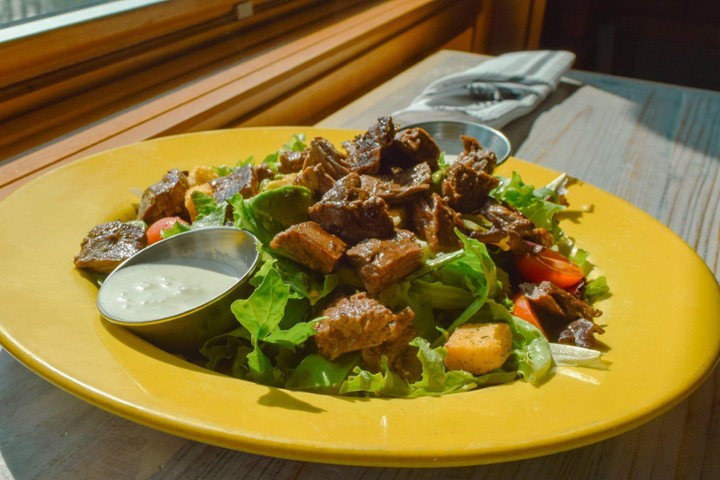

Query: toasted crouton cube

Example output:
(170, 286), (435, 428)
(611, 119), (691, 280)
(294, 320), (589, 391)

(188, 165), (219, 187)
(444, 323), (512, 375)
(184, 184), (213, 221)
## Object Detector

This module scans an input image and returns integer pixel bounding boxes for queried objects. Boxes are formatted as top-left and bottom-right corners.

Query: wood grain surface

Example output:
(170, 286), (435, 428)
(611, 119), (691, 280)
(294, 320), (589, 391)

(1, 50), (718, 479)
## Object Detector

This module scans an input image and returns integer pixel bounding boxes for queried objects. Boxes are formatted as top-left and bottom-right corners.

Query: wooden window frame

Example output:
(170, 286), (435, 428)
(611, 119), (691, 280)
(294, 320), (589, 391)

(0, 0), (489, 199)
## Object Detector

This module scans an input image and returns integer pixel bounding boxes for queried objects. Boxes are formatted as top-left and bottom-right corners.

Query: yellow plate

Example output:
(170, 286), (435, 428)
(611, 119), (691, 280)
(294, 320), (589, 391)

(1, 128), (718, 467)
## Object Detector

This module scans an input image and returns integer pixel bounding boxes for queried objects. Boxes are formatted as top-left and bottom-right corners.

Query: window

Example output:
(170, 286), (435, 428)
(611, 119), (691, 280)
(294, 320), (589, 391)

(0, 0), (489, 198)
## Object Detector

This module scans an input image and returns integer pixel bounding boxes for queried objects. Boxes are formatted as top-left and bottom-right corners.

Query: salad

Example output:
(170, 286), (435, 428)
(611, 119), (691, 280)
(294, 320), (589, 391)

(75, 117), (610, 397)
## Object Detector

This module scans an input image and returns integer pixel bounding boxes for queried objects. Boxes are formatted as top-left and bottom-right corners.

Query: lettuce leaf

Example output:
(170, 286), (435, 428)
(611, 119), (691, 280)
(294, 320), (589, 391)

(491, 171), (566, 237)
(214, 267), (317, 386)
(231, 185), (313, 244)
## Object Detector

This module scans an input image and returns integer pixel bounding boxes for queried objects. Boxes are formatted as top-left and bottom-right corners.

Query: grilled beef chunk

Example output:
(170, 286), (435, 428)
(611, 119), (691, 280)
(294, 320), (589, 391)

(307, 137), (351, 178)
(391, 127), (441, 170)
(362, 321), (419, 378)
(209, 165), (259, 202)
(74, 221), (146, 273)
(294, 163), (337, 197)
(278, 149), (309, 174)
(308, 172), (394, 243)
(520, 281), (603, 346)
(314, 292), (414, 361)
(470, 197), (554, 252)
(359, 162), (431, 204)
(294, 138), (352, 196)
(137, 169), (190, 224)
(346, 229), (424, 296)
(558, 318), (605, 349)
(442, 136), (499, 213)
(254, 164), (276, 183)
(412, 193), (464, 253)
(343, 116), (397, 175)
(269, 221), (346, 274)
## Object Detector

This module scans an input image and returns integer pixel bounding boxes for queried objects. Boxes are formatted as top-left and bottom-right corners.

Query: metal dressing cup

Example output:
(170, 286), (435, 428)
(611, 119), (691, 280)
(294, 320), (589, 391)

(98, 226), (260, 355)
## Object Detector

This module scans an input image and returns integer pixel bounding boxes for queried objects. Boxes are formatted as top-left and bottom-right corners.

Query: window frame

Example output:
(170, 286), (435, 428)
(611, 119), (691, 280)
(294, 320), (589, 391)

(0, 0), (327, 89)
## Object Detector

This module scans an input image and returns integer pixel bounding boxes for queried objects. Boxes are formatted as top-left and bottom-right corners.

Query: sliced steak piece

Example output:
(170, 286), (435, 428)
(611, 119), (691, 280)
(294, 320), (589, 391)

(294, 138), (352, 197)
(470, 197), (554, 252)
(307, 137), (351, 179)
(520, 281), (603, 345)
(74, 221), (147, 273)
(359, 162), (431, 204)
(253, 163), (276, 183)
(308, 172), (394, 243)
(343, 116), (397, 175)
(346, 229), (424, 296)
(362, 321), (418, 377)
(278, 149), (309, 174)
(314, 292), (414, 361)
(390, 127), (441, 170)
(269, 221), (347, 274)
(441, 136), (500, 213)
(209, 165), (259, 202)
(558, 318), (606, 349)
(520, 281), (601, 321)
(412, 193), (464, 253)
(294, 163), (337, 197)
(137, 169), (190, 224)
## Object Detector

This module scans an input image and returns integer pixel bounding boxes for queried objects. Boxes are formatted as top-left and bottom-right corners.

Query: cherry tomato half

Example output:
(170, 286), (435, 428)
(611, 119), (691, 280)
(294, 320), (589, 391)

(146, 216), (188, 245)
(512, 293), (546, 336)
(515, 247), (584, 288)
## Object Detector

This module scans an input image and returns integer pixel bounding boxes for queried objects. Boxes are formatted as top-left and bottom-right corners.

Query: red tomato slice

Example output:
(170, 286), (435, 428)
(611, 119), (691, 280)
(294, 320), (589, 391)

(146, 216), (188, 245)
(512, 293), (546, 336)
(515, 247), (584, 288)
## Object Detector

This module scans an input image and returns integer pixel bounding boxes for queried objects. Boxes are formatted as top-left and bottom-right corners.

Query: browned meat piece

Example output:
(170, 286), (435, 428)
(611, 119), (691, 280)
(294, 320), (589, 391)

(521, 281), (601, 321)
(346, 230), (424, 296)
(137, 169), (190, 224)
(470, 197), (554, 252)
(520, 281), (603, 345)
(359, 162), (431, 204)
(278, 149), (309, 174)
(294, 138), (352, 197)
(558, 318), (606, 349)
(460, 135), (498, 173)
(209, 165), (258, 202)
(269, 221), (347, 274)
(391, 127), (441, 170)
(74, 221), (146, 273)
(308, 172), (394, 243)
(441, 135), (500, 213)
(294, 163), (337, 197)
(306, 137), (351, 178)
(254, 163), (276, 183)
(343, 116), (398, 175)
(362, 321), (418, 378)
(314, 292), (414, 361)
(412, 193), (464, 253)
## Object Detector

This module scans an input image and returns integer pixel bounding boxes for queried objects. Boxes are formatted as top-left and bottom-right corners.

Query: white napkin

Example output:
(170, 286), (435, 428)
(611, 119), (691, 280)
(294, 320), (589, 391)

(392, 50), (575, 128)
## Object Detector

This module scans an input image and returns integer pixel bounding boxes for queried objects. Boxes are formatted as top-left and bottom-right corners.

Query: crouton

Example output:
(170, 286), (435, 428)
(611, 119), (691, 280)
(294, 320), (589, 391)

(188, 165), (219, 187)
(444, 323), (512, 375)
(184, 184), (213, 221)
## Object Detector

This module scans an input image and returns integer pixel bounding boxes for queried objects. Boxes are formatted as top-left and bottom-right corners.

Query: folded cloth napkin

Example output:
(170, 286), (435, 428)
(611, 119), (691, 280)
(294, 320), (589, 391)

(392, 50), (575, 128)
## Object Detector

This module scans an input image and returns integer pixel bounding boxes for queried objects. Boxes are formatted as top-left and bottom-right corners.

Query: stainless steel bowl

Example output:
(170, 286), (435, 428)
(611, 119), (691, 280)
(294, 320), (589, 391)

(403, 120), (511, 163)
(98, 226), (259, 354)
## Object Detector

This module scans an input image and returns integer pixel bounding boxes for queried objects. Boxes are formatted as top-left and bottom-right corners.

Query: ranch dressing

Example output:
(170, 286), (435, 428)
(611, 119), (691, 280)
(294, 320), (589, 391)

(98, 261), (239, 323)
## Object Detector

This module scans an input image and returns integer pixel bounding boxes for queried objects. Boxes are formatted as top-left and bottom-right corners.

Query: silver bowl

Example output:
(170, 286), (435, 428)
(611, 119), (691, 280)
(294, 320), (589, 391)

(98, 226), (259, 354)
(403, 120), (511, 163)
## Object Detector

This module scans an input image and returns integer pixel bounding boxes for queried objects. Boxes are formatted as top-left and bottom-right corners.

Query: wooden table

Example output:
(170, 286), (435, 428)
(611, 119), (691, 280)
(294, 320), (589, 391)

(1, 50), (718, 479)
